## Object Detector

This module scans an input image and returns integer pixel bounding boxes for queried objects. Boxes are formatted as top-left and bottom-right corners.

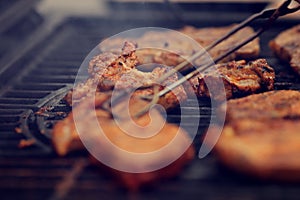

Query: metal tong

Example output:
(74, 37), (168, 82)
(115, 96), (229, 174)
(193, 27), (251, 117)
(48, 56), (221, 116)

(105, 0), (300, 118)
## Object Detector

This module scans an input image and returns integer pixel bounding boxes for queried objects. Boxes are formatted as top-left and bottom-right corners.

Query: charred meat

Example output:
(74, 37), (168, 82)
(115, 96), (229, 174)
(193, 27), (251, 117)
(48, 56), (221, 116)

(185, 59), (275, 101)
(65, 41), (138, 105)
(66, 41), (187, 110)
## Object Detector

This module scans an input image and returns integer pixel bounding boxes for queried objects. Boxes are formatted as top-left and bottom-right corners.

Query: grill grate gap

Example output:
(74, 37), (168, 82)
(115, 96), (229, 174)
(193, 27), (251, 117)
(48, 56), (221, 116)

(22, 76), (76, 84)
(0, 98), (39, 105)
(13, 84), (65, 91)
(3, 90), (51, 98)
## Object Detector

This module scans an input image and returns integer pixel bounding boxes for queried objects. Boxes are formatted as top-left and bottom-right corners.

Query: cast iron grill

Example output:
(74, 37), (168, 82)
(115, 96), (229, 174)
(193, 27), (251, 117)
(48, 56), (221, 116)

(1, 12), (300, 199)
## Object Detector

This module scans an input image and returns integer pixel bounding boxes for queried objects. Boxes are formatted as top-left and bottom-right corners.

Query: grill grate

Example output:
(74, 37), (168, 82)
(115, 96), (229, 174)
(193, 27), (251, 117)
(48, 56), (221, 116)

(0, 14), (300, 199)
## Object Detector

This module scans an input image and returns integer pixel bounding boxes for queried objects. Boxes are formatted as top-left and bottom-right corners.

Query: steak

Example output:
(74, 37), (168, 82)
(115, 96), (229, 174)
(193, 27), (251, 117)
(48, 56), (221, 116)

(269, 24), (300, 75)
(206, 90), (300, 181)
(185, 59), (275, 101)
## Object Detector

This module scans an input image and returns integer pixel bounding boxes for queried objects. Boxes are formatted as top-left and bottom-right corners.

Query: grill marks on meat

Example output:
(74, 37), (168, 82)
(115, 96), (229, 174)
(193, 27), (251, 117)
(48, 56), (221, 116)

(52, 95), (195, 190)
(186, 59), (275, 101)
(206, 90), (300, 181)
(270, 25), (300, 75)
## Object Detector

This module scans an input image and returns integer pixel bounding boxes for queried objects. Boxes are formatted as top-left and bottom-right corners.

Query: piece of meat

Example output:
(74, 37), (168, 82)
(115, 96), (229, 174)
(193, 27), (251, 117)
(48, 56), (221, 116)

(52, 95), (195, 190)
(139, 25), (260, 67)
(65, 41), (138, 105)
(52, 92), (111, 156)
(100, 25), (260, 70)
(66, 41), (186, 109)
(181, 25), (260, 62)
(114, 66), (187, 110)
(205, 90), (300, 181)
(64, 78), (99, 106)
(88, 41), (138, 83)
(90, 145), (194, 191)
(269, 25), (300, 75)
(100, 30), (196, 69)
(185, 59), (275, 102)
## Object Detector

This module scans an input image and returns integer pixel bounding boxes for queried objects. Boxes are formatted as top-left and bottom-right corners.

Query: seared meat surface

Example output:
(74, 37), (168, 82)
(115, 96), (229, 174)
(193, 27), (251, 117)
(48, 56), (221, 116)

(88, 41), (138, 83)
(181, 25), (260, 62)
(101, 25), (260, 69)
(206, 90), (300, 181)
(65, 41), (138, 105)
(65, 42), (187, 109)
(185, 59), (275, 101)
(53, 94), (195, 190)
(270, 25), (300, 75)
(115, 66), (187, 110)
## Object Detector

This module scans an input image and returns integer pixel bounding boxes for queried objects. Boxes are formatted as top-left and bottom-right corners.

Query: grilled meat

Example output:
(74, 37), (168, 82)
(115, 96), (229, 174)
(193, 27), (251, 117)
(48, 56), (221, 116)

(90, 145), (194, 191)
(100, 25), (260, 70)
(100, 30), (195, 69)
(88, 41), (138, 83)
(65, 41), (138, 105)
(53, 95), (195, 190)
(66, 42), (187, 110)
(185, 59), (275, 101)
(206, 90), (300, 181)
(114, 66), (187, 110)
(181, 25), (260, 62)
(53, 92), (111, 156)
(270, 25), (300, 75)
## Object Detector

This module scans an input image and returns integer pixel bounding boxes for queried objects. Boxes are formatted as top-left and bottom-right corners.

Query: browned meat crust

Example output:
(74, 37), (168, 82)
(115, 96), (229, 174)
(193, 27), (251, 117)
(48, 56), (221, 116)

(185, 59), (275, 101)
(100, 25), (260, 69)
(115, 66), (187, 110)
(88, 41), (138, 83)
(269, 25), (300, 75)
(66, 42), (187, 110)
(181, 25), (260, 62)
(206, 90), (300, 181)
(65, 41), (138, 105)
(53, 95), (195, 190)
